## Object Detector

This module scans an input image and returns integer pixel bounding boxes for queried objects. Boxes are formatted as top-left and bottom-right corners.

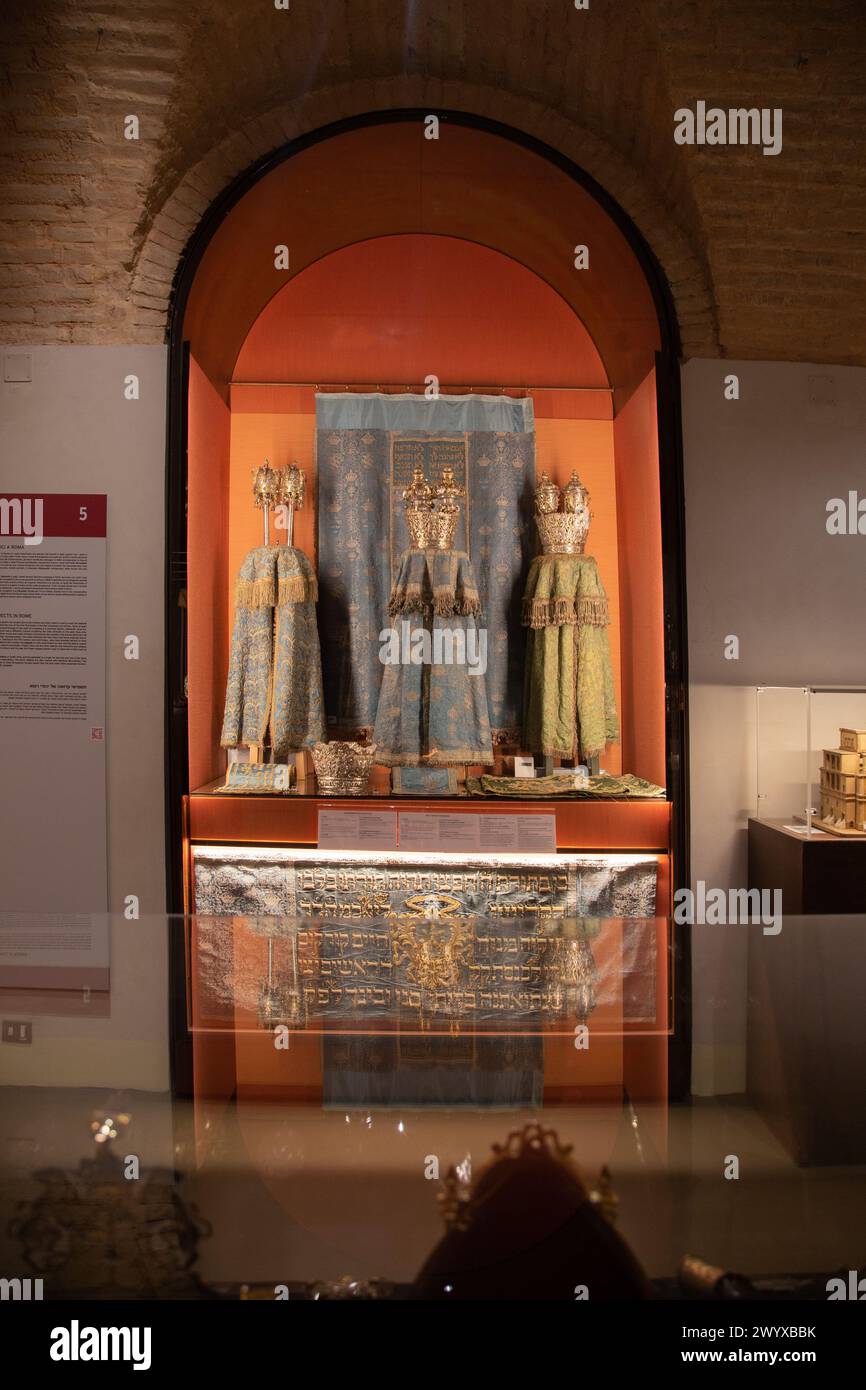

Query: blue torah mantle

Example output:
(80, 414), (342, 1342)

(373, 548), (494, 766)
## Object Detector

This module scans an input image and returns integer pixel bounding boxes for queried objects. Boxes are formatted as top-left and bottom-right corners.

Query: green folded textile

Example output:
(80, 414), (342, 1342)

(464, 772), (666, 799)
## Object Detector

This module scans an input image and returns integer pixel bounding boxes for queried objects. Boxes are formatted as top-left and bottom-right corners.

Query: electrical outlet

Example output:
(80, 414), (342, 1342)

(2, 1020), (32, 1044)
(2, 351), (32, 383)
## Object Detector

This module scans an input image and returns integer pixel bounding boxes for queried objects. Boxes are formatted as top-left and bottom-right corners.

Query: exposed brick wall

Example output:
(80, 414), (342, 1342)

(0, 0), (863, 363)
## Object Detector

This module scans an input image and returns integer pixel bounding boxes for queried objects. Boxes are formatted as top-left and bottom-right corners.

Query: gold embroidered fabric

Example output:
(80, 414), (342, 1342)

(220, 545), (326, 760)
(465, 772), (665, 799)
(521, 554), (619, 761)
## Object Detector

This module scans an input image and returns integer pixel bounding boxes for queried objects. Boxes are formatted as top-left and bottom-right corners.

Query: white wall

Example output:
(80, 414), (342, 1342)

(0, 346), (169, 1089)
(682, 359), (866, 1094)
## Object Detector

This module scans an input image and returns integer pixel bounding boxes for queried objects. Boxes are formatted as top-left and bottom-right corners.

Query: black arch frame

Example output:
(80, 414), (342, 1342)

(164, 109), (691, 1098)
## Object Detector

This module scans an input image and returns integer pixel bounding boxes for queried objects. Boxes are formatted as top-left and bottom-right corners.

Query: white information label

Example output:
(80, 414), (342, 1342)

(0, 911), (111, 990)
(783, 824), (830, 837)
(515, 814), (557, 852)
(317, 809), (398, 850)
(0, 494), (107, 922)
(397, 811), (557, 853)
(478, 814), (520, 852)
(398, 812), (480, 851)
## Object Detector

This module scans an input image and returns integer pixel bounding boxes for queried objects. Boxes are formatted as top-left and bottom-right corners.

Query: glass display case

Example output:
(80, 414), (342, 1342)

(3, 911), (866, 1302)
(186, 910), (671, 1115)
(755, 685), (866, 835)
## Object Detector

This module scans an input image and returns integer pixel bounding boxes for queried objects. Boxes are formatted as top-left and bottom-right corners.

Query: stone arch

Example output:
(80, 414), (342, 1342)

(132, 76), (718, 357)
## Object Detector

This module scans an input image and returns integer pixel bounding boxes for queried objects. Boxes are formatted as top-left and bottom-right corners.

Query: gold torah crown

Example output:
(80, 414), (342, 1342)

(403, 465), (465, 550)
(534, 470), (592, 555)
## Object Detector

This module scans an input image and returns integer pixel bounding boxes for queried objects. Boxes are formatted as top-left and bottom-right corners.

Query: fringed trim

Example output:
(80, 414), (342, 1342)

(278, 573), (318, 605)
(387, 583), (424, 615)
(235, 576), (276, 608)
(433, 594), (482, 617)
(425, 747), (495, 766)
(435, 577), (481, 616)
(377, 748), (494, 766)
(388, 594), (483, 618)
(576, 595), (610, 625)
(521, 595), (609, 629)
(235, 574), (318, 608)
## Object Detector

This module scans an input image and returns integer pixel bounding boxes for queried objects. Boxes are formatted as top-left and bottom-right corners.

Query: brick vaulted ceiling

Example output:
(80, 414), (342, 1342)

(1, 0), (864, 365)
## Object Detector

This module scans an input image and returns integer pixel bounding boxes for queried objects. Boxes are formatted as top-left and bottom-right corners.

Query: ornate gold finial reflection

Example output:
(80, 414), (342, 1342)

(677, 1254), (730, 1297)
(491, 1121), (575, 1163)
(589, 1165), (619, 1225)
(392, 917), (470, 1029)
(438, 1163), (472, 1231)
(90, 1110), (130, 1146)
(551, 921), (598, 1023)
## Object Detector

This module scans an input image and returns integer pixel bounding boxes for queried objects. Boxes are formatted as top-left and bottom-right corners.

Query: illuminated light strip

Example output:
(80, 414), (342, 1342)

(191, 844), (657, 869)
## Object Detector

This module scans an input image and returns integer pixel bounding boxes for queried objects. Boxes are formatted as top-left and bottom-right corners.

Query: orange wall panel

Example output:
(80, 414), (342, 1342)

(235, 235), (608, 389)
(183, 122), (659, 406)
(188, 356), (231, 789)
(228, 412), (317, 605)
(613, 367), (666, 787)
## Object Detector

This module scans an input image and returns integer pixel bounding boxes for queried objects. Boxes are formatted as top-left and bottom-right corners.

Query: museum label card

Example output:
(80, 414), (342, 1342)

(0, 494), (108, 922)
(317, 809), (398, 850)
(398, 812), (480, 851)
(397, 811), (557, 853)
(0, 911), (110, 990)
(477, 814), (520, 851)
(515, 814), (557, 852)
(783, 824), (830, 837)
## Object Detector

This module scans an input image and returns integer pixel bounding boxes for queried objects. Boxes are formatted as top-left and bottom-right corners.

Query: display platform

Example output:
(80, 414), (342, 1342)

(187, 788), (671, 852)
(748, 817), (866, 915)
(747, 911), (866, 1164)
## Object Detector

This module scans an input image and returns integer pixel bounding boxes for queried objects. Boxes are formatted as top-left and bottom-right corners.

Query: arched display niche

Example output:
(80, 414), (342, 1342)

(166, 112), (690, 1097)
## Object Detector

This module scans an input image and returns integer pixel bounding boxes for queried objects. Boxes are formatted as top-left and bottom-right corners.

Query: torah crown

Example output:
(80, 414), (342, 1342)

(311, 740), (377, 795)
(534, 470), (592, 555)
(403, 465), (465, 551)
